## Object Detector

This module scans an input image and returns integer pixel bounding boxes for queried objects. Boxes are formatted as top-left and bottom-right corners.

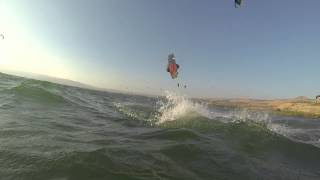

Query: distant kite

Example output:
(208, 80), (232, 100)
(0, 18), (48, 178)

(235, 0), (242, 8)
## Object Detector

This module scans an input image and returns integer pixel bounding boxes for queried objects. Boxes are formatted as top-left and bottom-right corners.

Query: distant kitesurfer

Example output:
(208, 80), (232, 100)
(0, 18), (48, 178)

(0, 34), (4, 40)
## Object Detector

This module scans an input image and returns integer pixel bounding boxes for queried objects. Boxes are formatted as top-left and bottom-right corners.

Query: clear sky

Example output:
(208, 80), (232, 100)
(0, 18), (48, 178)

(1, 0), (320, 98)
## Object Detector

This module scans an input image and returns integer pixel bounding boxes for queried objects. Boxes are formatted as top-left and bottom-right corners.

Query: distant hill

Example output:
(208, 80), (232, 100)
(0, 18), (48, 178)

(0, 70), (140, 96)
(28, 74), (93, 89)
(0, 70), (93, 89)
(294, 96), (310, 100)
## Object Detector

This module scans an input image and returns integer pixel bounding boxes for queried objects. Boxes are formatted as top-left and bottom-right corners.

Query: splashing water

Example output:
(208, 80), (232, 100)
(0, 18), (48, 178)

(155, 91), (272, 124)
(155, 91), (211, 124)
(154, 91), (320, 150)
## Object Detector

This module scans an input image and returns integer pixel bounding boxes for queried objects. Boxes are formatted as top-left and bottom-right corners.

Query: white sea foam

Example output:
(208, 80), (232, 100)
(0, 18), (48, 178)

(155, 91), (211, 124)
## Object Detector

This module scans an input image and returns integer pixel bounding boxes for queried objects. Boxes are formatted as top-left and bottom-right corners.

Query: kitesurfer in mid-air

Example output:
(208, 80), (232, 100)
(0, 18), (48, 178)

(167, 53), (179, 79)
(166, 53), (187, 88)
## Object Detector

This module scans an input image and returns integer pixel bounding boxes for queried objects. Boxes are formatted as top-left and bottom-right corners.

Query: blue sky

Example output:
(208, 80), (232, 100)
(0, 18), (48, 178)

(1, 0), (320, 98)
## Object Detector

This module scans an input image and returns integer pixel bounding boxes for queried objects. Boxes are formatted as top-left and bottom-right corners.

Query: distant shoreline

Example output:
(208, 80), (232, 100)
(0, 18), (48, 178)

(208, 98), (320, 118)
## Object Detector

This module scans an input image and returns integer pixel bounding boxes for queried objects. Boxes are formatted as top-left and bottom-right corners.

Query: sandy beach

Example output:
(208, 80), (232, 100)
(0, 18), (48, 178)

(208, 97), (320, 118)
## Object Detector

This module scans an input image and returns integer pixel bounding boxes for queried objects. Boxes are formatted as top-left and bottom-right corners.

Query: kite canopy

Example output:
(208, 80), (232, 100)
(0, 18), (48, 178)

(235, 0), (242, 8)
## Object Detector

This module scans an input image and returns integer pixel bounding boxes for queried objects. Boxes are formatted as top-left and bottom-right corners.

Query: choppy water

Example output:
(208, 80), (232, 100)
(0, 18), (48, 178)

(1, 72), (320, 180)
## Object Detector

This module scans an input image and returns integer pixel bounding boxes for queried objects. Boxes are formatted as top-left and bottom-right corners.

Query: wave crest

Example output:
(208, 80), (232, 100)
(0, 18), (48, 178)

(10, 80), (66, 104)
